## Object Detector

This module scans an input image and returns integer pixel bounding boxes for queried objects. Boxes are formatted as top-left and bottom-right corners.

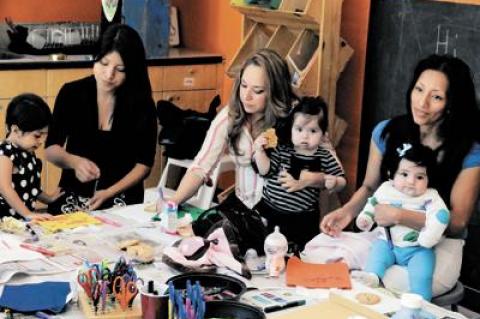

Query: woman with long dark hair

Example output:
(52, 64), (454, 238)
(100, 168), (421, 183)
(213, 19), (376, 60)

(45, 24), (157, 211)
(321, 54), (480, 296)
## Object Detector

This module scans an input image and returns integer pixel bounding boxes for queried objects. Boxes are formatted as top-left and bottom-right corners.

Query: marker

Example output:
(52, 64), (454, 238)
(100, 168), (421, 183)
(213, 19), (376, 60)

(25, 222), (39, 241)
(385, 226), (394, 249)
(94, 215), (122, 227)
(20, 243), (55, 257)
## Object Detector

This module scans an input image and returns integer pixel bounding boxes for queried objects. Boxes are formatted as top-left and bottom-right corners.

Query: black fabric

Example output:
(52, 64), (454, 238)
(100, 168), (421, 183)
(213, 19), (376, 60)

(45, 76), (157, 211)
(256, 199), (319, 251)
(157, 95), (220, 160)
(192, 193), (268, 257)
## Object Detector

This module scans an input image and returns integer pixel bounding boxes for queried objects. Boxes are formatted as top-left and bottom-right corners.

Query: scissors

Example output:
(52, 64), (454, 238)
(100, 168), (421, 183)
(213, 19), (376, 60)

(93, 280), (108, 313)
(113, 276), (138, 311)
(77, 269), (98, 298)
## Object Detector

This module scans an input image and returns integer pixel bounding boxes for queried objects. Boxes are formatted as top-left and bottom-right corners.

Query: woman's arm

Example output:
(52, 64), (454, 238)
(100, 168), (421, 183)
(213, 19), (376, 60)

(321, 140), (383, 235)
(170, 108), (230, 206)
(448, 166), (480, 235)
(45, 145), (100, 182)
(87, 163), (150, 210)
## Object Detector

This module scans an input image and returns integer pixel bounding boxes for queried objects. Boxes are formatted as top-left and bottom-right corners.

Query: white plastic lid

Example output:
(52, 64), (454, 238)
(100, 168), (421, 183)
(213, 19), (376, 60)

(400, 293), (423, 309)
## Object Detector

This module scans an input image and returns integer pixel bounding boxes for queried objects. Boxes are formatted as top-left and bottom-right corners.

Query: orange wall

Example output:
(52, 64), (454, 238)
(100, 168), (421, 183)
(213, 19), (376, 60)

(0, 0), (100, 23)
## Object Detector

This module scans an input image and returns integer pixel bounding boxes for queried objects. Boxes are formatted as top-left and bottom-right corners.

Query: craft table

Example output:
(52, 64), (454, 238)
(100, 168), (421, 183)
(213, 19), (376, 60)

(0, 204), (468, 319)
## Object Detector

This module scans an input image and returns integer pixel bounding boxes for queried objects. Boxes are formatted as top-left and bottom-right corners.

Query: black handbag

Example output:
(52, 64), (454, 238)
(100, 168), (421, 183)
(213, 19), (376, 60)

(157, 95), (220, 160)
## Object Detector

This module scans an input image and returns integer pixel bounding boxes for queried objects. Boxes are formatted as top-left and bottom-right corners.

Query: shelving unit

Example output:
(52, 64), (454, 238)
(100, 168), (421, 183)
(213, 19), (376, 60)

(228, 0), (353, 144)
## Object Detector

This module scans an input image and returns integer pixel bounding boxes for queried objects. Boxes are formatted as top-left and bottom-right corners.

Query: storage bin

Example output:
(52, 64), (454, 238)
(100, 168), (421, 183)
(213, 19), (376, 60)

(287, 29), (319, 89)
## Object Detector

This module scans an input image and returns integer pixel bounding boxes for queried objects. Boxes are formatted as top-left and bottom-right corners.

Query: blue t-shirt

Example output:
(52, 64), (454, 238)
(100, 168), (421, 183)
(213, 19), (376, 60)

(372, 119), (480, 169)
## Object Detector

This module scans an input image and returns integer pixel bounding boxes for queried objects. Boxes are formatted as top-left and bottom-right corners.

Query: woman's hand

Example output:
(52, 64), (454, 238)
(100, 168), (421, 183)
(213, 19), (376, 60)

(320, 206), (355, 236)
(373, 204), (401, 227)
(278, 170), (307, 192)
(87, 189), (112, 211)
(40, 188), (65, 204)
(72, 156), (100, 183)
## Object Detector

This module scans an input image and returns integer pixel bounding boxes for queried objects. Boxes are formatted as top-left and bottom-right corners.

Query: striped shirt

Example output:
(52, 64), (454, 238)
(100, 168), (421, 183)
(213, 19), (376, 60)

(262, 144), (344, 212)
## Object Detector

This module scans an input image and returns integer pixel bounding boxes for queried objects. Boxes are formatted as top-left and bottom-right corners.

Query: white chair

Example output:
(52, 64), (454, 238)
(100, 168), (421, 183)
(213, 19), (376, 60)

(156, 155), (235, 210)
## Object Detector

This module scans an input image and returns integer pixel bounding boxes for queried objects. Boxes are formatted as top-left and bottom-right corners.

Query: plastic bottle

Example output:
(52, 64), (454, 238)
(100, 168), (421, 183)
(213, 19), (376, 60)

(165, 201), (178, 233)
(245, 248), (266, 272)
(391, 293), (423, 319)
(264, 226), (288, 277)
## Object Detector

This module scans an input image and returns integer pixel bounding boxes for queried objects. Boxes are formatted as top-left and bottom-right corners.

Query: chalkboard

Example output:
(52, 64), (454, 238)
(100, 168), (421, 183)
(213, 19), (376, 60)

(359, 0), (480, 183)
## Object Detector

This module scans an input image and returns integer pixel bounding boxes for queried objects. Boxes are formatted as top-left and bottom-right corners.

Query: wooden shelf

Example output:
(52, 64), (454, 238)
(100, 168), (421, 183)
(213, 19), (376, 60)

(227, 22), (275, 76)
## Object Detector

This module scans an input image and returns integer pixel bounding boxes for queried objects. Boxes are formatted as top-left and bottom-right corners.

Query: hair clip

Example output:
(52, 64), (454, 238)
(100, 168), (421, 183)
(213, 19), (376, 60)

(396, 143), (412, 157)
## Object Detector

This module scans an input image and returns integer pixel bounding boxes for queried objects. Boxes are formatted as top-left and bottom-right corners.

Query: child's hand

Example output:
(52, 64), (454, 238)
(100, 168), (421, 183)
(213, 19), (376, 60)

(253, 134), (268, 152)
(28, 213), (53, 222)
(324, 174), (337, 190)
(356, 215), (372, 231)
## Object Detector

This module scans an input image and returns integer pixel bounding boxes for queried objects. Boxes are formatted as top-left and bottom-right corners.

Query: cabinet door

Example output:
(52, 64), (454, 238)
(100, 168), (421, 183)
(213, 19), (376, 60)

(46, 69), (92, 97)
(148, 67), (164, 93)
(0, 99), (9, 139)
(0, 70), (46, 98)
(162, 65), (218, 91)
(162, 90), (219, 112)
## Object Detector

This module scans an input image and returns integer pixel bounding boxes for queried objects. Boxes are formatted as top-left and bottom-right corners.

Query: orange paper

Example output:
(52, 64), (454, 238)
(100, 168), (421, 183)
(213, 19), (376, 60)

(286, 256), (352, 289)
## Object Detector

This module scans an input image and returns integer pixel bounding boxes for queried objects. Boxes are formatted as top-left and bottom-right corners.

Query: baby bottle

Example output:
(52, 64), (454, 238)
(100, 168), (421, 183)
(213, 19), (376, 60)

(165, 201), (178, 234)
(264, 226), (288, 277)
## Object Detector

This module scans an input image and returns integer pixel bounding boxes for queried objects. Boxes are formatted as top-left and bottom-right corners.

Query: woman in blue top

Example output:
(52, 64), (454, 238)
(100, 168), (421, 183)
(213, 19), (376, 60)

(321, 54), (480, 296)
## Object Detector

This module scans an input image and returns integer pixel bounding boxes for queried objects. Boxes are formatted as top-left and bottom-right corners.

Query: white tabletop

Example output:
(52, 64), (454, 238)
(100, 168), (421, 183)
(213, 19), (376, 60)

(0, 204), (467, 319)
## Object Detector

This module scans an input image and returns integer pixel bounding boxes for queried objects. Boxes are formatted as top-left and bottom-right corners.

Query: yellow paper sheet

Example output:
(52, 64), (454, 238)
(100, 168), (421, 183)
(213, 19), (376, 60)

(37, 212), (102, 233)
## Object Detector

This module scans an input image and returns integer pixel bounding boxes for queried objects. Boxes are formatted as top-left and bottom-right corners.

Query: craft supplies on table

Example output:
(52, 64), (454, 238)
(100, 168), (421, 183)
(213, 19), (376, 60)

(77, 257), (142, 318)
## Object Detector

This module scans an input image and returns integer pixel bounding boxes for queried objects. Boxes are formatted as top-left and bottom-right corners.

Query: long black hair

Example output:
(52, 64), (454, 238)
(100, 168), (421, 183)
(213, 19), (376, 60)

(381, 54), (479, 204)
(6, 93), (52, 136)
(95, 24), (153, 119)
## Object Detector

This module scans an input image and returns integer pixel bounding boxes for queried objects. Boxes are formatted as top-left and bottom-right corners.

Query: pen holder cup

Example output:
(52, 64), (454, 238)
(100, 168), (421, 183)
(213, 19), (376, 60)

(140, 287), (168, 319)
(205, 300), (266, 319)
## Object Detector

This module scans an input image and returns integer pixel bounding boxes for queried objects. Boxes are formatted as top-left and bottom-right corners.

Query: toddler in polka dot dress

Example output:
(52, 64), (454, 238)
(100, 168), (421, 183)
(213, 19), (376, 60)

(0, 94), (62, 222)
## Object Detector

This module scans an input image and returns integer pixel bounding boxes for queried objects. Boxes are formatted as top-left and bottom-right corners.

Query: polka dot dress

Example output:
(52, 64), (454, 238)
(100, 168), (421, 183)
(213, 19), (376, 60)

(0, 141), (42, 219)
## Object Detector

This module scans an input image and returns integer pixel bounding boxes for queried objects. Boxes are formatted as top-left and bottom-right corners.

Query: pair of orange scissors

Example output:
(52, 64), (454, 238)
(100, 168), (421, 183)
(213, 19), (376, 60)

(113, 276), (138, 311)
(77, 269), (98, 299)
